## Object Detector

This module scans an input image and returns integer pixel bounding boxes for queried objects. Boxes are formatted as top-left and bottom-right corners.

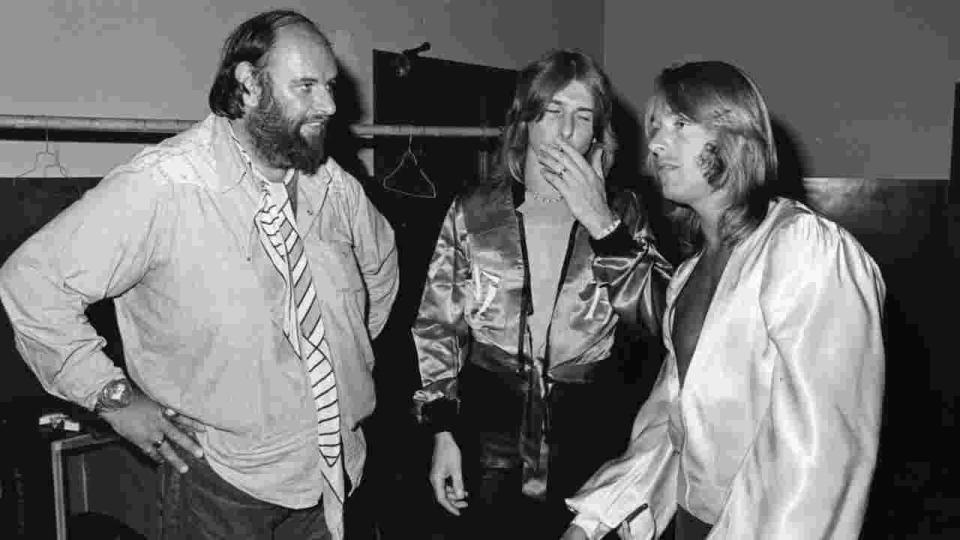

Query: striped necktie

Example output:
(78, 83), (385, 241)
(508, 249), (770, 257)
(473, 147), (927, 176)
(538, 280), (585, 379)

(254, 176), (343, 488)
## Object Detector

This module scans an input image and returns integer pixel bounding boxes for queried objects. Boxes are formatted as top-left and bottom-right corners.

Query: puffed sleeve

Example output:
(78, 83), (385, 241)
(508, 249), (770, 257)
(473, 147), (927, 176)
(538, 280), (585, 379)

(589, 190), (672, 337)
(710, 214), (886, 538)
(566, 355), (681, 539)
(411, 199), (472, 432)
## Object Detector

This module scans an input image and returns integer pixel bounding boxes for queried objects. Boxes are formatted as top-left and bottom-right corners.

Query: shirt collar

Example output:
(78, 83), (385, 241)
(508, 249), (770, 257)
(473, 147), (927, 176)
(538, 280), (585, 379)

(209, 113), (332, 196)
(225, 121), (295, 188)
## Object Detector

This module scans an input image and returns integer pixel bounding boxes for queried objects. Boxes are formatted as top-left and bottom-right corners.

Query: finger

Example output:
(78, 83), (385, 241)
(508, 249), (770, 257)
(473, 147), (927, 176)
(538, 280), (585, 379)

(540, 169), (566, 196)
(536, 148), (565, 176)
(164, 408), (207, 434)
(445, 485), (470, 498)
(554, 140), (590, 173)
(538, 144), (567, 171)
(450, 464), (466, 499)
(160, 419), (204, 459)
(591, 147), (605, 177)
(445, 487), (469, 510)
(141, 437), (165, 464)
(439, 492), (460, 516)
(155, 438), (190, 474)
(542, 146), (589, 191)
(430, 472), (454, 514)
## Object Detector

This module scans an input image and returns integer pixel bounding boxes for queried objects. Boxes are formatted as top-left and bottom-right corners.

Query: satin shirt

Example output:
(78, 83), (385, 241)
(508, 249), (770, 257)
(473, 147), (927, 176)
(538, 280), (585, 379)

(568, 198), (886, 539)
(412, 178), (672, 495)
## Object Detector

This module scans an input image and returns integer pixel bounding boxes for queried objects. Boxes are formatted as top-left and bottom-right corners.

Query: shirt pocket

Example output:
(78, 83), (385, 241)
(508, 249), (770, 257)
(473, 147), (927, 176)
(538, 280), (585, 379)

(309, 238), (365, 294)
(308, 238), (373, 373)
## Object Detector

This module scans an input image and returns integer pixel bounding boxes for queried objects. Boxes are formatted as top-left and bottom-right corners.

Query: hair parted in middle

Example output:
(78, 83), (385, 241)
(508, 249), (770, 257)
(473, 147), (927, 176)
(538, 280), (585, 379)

(494, 49), (617, 183)
(644, 60), (778, 254)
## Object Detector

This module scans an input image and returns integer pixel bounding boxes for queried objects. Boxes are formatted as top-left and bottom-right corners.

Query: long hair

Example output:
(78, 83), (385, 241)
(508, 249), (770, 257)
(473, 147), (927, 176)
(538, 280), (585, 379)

(208, 10), (327, 119)
(494, 49), (617, 183)
(644, 61), (777, 255)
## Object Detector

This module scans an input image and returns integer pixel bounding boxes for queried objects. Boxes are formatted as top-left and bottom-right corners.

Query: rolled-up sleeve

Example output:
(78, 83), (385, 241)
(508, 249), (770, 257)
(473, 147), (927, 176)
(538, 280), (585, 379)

(710, 216), (886, 538)
(0, 164), (171, 409)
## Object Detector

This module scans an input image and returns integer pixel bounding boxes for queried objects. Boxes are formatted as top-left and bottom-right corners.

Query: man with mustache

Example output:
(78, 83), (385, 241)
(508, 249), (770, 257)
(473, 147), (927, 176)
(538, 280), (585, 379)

(0, 9), (398, 540)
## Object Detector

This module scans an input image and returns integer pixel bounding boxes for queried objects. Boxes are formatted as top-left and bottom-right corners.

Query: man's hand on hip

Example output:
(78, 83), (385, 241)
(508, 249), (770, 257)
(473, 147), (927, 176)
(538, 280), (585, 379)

(99, 389), (205, 473)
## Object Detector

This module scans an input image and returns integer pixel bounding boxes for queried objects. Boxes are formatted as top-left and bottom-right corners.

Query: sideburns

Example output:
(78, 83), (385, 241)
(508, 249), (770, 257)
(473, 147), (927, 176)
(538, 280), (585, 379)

(697, 141), (725, 185)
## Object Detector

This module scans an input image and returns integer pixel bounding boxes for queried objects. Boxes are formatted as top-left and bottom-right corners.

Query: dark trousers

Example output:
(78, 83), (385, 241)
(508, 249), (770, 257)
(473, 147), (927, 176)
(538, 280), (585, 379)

(454, 440), (626, 539)
(159, 452), (330, 540)
(671, 505), (713, 540)
(459, 466), (566, 540)
(453, 370), (643, 539)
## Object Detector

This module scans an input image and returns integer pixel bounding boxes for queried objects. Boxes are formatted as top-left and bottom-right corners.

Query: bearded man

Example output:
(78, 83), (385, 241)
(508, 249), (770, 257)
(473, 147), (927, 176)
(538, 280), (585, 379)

(0, 9), (398, 540)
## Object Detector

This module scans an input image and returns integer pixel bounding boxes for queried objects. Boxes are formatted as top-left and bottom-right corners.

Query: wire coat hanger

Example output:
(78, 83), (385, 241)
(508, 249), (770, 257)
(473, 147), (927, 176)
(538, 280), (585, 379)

(382, 134), (437, 199)
(16, 125), (70, 180)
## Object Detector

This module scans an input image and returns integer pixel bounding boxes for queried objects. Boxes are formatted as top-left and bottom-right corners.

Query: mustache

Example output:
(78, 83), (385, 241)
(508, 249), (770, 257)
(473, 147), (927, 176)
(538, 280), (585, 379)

(300, 115), (331, 126)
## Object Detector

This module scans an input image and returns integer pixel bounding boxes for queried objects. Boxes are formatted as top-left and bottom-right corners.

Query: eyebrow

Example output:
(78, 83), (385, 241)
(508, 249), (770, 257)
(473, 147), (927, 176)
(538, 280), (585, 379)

(291, 75), (338, 86)
(548, 98), (594, 113)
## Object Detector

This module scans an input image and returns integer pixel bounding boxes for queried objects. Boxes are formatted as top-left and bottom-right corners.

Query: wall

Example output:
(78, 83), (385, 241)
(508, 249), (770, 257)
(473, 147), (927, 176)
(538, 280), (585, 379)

(0, 0), (602, 177)
(601, 0), (958, 179)
(603, 3), (959, 534)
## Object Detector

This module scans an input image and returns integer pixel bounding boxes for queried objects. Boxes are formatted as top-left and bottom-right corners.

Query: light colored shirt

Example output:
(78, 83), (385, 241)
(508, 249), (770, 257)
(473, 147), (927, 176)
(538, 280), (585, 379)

(518, 196), (575, 358)
(0, 115), (398, 520)
(567, 198), (886, 539)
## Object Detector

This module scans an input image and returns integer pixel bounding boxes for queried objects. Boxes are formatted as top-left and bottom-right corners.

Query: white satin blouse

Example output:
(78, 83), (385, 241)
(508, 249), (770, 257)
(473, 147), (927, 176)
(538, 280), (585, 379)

(567, 198), (886, 539)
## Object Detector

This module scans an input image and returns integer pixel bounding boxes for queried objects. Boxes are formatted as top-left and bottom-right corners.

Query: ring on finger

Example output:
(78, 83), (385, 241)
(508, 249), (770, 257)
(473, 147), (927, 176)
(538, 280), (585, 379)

(152, 435), (165, 451)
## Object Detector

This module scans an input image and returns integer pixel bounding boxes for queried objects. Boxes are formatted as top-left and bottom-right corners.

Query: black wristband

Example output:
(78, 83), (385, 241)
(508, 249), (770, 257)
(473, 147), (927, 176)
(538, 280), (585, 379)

(588, 221), (635, 256)
(420, 398), (458, 433)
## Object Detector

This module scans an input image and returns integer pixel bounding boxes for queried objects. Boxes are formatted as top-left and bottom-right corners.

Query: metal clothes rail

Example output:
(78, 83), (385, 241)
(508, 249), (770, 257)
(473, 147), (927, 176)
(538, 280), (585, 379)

(0, 114), (501, 139)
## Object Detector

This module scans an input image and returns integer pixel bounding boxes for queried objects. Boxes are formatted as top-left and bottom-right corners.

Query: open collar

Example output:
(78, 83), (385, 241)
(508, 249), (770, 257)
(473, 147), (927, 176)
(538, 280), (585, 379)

(209, 114), (333, 237)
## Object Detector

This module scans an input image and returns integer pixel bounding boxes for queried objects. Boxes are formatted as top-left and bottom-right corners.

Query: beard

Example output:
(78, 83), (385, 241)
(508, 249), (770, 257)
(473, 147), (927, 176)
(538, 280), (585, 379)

(245, 78), (329, 175)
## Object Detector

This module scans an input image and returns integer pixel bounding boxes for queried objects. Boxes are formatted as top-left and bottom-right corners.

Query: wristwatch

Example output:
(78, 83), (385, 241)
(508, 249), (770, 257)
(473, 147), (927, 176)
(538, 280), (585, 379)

(93, 378), (134, 413)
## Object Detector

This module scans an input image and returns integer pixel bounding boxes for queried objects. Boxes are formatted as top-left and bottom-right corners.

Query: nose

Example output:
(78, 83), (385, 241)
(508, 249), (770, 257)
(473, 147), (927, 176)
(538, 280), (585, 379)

(558, 112), (575, 141)
(314, 86), (336, 117)
(647, 130), (666, 156)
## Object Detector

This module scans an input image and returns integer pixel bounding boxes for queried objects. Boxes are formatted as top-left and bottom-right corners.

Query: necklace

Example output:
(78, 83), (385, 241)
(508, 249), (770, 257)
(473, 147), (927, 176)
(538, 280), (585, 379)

(525, 189), (563, 204)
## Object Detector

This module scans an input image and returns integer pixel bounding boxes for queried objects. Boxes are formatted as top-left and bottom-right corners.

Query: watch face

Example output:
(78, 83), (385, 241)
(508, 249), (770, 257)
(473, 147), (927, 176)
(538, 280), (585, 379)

(100, 379), (133, 409)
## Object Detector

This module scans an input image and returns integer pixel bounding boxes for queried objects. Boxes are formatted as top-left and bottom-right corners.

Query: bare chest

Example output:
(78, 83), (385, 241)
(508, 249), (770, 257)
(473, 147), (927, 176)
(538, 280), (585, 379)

(671, 250), (730, 385)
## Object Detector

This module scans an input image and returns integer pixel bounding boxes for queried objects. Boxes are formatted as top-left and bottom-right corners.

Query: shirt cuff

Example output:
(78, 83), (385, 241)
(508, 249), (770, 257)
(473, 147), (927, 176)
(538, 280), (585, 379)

(570, 515), (611, 540)
(71, 351), (126, 411)
(419, 397), (458, 433)
(588, 220), (635, 257)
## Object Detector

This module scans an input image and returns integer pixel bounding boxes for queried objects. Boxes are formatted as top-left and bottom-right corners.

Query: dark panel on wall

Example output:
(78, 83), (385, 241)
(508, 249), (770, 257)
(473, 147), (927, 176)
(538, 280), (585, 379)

(0, 178), (124, 405)
(803, 177), (954, 537)
(361, 51), (517, 539)
(950, 82), (960, 203)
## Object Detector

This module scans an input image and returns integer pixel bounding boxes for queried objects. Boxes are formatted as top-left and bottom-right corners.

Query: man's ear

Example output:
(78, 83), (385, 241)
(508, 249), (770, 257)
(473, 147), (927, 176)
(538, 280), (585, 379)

(234, 61), (261, 110)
